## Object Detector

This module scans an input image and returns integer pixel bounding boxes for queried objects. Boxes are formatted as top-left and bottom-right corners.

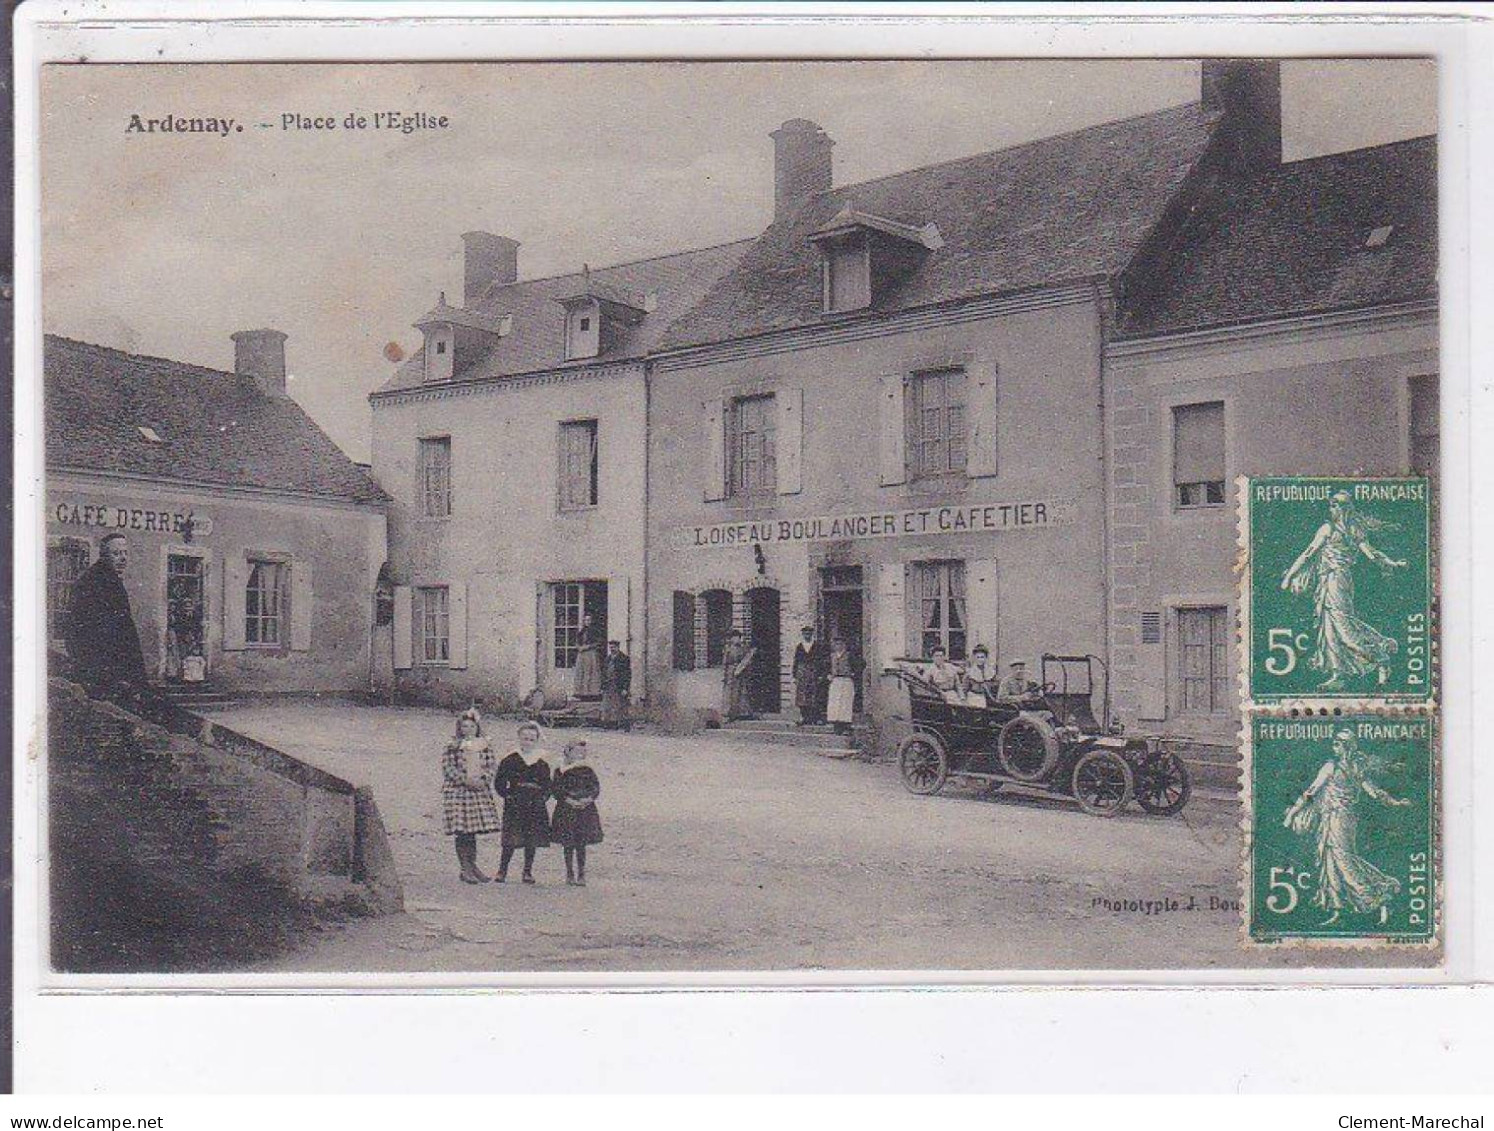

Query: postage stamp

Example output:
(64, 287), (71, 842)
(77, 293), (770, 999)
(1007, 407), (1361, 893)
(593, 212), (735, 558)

(1241, 477), (1433, 705)
(1244, 715), (1435, 945)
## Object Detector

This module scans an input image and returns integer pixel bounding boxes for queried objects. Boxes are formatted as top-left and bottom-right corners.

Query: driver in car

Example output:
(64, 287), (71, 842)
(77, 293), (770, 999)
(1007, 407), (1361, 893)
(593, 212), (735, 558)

(999, 660), (1034, 698)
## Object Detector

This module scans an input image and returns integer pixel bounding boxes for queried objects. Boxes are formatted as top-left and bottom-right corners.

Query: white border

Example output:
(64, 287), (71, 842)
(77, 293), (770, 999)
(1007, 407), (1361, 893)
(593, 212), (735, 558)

(12, 1), (1491, 1092)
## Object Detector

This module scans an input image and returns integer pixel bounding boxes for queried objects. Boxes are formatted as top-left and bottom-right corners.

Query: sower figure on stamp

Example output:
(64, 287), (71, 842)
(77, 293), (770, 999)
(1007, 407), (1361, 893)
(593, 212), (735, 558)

(1283, 728), (1412, 925)
(792, 625), (827, 726)
(441, 708), (500, 884)
(1280, 491), (1407, 690)
(64, 532), (148, 698)
(600, 640), (631, 731)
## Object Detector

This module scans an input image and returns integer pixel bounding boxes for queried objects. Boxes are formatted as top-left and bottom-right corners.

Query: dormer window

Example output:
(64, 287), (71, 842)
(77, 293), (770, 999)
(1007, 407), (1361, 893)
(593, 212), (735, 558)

(413, 290), (510, 384)
(564, 299), (602, 361)
(435, 340), (447, 355)
(556, 281), (649, 363)
(810, 205), (942, 316)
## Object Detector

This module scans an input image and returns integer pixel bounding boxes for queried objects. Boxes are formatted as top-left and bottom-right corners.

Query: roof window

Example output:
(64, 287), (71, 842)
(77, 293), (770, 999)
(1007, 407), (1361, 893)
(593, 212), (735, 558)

(137, 426), (164, 444)
(1365, 225), (1394, 249)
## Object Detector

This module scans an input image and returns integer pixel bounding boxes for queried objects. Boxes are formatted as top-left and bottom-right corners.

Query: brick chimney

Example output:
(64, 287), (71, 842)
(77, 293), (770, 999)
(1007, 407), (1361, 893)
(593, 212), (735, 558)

(771, 118), (833, 223)
(231, 329), (288, 398)
(1202, 59), (1282, 170)
(462, 231), (520, 307)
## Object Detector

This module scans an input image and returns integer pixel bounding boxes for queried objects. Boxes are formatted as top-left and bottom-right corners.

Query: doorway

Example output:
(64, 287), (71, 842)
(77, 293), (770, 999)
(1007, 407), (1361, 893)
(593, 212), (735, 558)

(746, 586), (781, 715)
(165, 554), (207, 681)
(819, 566), (865, 713)
(548, 579), (608, 687)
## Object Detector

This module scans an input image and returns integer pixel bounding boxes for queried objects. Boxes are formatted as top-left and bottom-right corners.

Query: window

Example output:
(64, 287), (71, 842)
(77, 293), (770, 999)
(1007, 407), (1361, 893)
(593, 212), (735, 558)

(907, 369), (968, 478)
(672, 591), (697, 671)
(435, 340), (447, 355)
(702, 589), (733, 667)
(414, 586), (450, 665)
(727, 394), (777, 496)
(580, 317), (591, 332)
(1173, 402), (1226, 509)
(910, 561), (967, 660)
(419, 437), (452, 518)
(824, 236), (870, 313)
(245, 559), (287, 646)
(46, 539), (91, 644)
(1177, 606), (1229, 715)
(558, 419), (599, 509)
(552, 582), (583, 669)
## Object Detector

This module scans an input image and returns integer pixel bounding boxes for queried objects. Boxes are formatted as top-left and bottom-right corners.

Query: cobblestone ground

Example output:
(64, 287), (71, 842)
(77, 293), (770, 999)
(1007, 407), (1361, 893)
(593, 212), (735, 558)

(210, 701), (1404, 974)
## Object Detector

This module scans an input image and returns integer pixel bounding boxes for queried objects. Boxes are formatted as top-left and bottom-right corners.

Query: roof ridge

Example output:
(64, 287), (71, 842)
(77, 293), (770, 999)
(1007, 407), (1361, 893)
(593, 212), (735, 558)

(45, 333), (238, 381)
(475, 236), (756, 299)
(816, 99), (1212, 203)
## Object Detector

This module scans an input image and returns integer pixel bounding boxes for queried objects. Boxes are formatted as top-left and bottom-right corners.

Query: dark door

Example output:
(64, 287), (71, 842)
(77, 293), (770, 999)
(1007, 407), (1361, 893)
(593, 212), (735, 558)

(820, 567), (865, 713)
(747, 587), (781, 714)
(165, 554), (206, 680)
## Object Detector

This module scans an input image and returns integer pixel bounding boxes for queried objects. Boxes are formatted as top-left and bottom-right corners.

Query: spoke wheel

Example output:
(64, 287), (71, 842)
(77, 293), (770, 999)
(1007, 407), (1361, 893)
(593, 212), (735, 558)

(1135, 753), (1192, 816)
(1071, 750), (1134, 817)
(898, 733), (948, 796)
(998, 715), (1059, 782)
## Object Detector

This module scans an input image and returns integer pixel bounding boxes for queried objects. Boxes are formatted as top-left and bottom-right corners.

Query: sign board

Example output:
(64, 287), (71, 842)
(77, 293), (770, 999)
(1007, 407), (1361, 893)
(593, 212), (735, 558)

(678, 498), (1073, 549)
(51, 500), (214, 538)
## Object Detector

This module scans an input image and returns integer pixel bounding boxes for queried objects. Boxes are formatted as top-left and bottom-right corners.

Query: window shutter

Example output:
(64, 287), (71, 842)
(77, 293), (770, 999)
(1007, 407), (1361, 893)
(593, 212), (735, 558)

(606, 574), (631, 651)
(393, 586), (413, 670)
(448, 582), (469, 669)
(875, 562), (907, 668)
(290, 559), (313, 651)
(223, 555), (248, 650)
(965, 361), (999, 478)
(1173, 402), (1225, 485)
(673, 591), (697, 671)
(776, 386), (803, 495)
(703, 398), (726, 502)
(878, 375), (906, 486)
(965, 558), (999, 656)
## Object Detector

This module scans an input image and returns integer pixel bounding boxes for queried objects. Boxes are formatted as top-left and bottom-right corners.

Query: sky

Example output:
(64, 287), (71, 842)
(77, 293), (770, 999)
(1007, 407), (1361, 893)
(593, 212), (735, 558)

(40, 59), (1437, 462)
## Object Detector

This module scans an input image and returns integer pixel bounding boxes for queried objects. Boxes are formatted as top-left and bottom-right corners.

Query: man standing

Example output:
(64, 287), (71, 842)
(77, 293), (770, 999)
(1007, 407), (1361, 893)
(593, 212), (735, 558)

(64, 533), (147, 695)
(791, 625), (827, 726)
(600, 640), (632, 731)
(999, 660), (1033, 699)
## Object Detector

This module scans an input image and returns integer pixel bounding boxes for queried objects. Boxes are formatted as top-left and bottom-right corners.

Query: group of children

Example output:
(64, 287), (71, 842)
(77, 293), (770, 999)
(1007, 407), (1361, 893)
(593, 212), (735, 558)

(441, 712), (604, 887)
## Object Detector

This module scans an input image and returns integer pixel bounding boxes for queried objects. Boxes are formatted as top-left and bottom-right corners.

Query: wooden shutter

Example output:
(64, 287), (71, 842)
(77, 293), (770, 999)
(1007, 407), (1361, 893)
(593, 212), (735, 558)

(878, 375), (906, 486)
(223, 555), (248, 650)
(290, 559), (313, 651)
(875, 562), (907, 668)
(392, 586), (413, 670)
(703, 398), (726, 502)
(1174, 402), (1225, 486)
(965, 558), (999, 656)
(776, 386), (803, 495)
(606, 574), (631, 651)
(673, 591), (697, 671)
(448, 582), (469, 669)
(965, 361), (999, 478)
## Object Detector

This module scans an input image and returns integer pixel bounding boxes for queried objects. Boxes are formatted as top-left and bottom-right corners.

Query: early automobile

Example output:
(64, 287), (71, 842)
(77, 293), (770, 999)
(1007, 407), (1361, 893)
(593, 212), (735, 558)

(884, 653), (1191, 817)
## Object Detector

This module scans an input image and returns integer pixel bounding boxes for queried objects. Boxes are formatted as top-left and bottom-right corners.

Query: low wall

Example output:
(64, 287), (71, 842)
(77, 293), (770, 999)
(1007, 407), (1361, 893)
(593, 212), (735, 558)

(48, 678), (402, 973)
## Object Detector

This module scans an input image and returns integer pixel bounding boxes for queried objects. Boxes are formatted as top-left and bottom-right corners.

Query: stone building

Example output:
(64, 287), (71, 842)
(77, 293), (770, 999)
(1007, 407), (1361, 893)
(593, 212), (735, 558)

(45, 332), (389, 693)
(368, 234), (747, 707)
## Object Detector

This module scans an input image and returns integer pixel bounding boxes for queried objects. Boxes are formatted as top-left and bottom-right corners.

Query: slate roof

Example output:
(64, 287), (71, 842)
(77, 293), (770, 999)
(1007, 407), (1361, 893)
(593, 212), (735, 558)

(658, 101), (1222, 351)
(374, 240), (751, 395)
(45, 335), (389, 505)
(1118, 135), (1437, 338)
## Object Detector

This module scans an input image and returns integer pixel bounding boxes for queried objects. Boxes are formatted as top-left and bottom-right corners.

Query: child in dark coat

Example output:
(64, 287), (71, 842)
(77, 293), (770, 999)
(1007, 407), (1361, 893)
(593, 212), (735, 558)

(493, 721), (552, 884)
(550, 740), (604, 886)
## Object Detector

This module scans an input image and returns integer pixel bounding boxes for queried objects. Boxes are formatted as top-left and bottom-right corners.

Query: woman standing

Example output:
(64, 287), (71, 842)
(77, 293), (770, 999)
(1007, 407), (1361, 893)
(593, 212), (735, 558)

(550, 740), (604, 886)
(721, 629), (755, 721)
(440, 708), (500, 884)
(572, 613), (603, 700)
(493, 721), (553, 884)
(826, 635), (857, 736)
(1283, 728), (1410, 924)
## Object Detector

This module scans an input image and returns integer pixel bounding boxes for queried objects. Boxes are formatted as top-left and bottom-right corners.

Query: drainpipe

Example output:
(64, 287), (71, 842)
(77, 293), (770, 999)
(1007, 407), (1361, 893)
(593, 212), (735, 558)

(641, 358), (652, 715)
(1095, 281), (1113, 728)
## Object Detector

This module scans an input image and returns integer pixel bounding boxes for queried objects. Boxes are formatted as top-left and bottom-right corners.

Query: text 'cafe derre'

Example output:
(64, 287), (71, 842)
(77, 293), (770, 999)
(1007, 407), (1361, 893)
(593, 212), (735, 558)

(678, 498), (1074, 549)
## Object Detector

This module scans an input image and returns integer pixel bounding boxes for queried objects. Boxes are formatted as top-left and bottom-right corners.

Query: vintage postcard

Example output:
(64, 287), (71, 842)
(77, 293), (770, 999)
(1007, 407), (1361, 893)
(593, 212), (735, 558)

(30, 54), (1448, 980)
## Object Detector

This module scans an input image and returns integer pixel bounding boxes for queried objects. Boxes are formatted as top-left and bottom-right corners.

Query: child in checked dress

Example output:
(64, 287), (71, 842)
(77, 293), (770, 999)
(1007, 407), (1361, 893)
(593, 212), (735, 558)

(550, 740), (603, 886)
(440, 708), (500, 884)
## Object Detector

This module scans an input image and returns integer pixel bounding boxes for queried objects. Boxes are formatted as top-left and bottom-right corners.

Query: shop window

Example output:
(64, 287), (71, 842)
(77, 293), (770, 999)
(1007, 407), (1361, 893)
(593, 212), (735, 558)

(415, 585), (450, 665)
(1176, 606), (1229, 715)
(727, 394), (776, 497)
(910, 560), (967, 660)
(672, 591), (697, 671)
(46, 538), (92, 646)
(702, 589), (733, 667)
(907, 369), (967, 479)
(1173, 402), (1226, 509)
(419, 436), (452, 518)
(245, 559), (288, 647)
(558, 419), (600, 510)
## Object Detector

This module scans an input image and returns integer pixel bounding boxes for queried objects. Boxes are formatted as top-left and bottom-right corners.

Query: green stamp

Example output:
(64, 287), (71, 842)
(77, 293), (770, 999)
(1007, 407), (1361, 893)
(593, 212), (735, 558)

(1247, 716), (1434, 944)
(1244, 477), (1432, 702)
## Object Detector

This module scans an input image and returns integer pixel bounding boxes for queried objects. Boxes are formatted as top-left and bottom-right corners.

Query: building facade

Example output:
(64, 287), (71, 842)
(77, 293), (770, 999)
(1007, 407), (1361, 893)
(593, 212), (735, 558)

(45, 333), (389, 693)
(368, 234), (747, 708)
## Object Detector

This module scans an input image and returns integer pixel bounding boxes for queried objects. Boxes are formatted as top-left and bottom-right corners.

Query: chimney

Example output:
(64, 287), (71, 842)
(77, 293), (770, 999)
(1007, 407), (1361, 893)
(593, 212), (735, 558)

(1201, 59), (1282, 170)
(462, 231), (521, 307)
(771, 118), (834, 223)
(231, 329), (288, 398)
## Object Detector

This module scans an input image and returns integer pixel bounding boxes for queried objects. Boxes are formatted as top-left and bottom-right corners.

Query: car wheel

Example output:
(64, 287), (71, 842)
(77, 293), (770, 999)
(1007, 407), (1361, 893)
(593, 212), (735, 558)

(1135, 753), (1192, 816)
(898, 733), (948, 795)
(1071, 749), (1134, 817)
